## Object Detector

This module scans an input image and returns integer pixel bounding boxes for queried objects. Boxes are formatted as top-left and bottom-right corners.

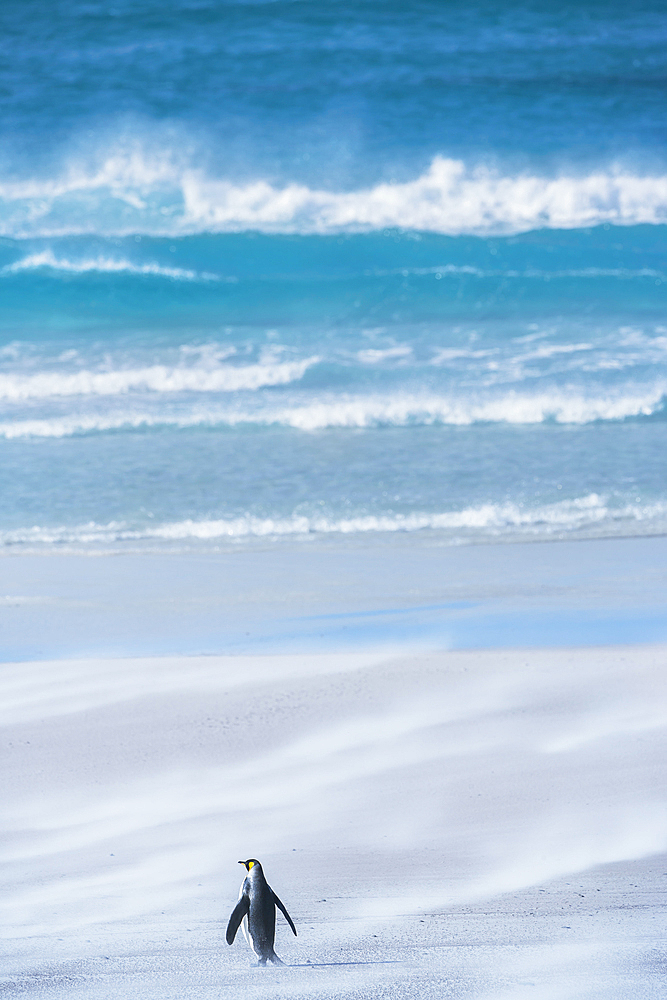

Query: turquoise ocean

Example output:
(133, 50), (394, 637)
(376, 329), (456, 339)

(2, 1), (667, 552)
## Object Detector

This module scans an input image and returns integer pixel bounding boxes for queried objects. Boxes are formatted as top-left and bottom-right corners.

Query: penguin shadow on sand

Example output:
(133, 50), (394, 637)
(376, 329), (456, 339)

(226, 859), (400, 969)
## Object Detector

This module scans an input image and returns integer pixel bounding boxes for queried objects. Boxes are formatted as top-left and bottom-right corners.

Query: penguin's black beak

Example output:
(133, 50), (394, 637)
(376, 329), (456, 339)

(238, 860), (246, 866)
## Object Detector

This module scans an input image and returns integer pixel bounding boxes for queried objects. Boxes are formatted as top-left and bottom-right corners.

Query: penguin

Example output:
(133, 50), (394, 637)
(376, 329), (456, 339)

(226, 859), (297, 966)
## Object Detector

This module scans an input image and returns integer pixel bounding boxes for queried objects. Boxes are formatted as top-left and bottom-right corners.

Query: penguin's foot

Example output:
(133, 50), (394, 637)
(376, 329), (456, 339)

(269, 954), (285, 966)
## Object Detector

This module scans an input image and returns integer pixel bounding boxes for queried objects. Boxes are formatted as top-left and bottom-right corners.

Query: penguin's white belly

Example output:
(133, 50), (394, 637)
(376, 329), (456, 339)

(241, 913), (255, 952)
(239, 882), (256, 955)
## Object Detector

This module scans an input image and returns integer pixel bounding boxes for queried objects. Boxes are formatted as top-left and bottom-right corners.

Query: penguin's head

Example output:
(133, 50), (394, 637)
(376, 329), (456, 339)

(238, 858), (262, 873)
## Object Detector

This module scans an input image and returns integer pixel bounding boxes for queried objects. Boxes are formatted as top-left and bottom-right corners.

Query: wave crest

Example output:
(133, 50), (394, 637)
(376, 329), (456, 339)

(2, 249), (218, 281)
(3, 495), (667, 550)
(0, 358), (317, 402)
(260, 390), (665, 430)
(1, 152), (667, 237)
(182, 158), (667, 235)
(0, 387), (663, 437)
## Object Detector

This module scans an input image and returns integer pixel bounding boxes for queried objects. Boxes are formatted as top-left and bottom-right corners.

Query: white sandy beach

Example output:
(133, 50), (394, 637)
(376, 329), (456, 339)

(2, 541), (667, 1000)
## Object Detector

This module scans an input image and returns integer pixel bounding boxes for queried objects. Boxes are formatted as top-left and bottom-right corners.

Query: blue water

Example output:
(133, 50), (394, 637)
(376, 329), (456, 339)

(1, 1), (667, 551)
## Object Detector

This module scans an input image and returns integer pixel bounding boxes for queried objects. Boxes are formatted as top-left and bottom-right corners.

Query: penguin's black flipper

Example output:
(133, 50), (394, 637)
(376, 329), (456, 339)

(226, 896), (249, 944)
(272, 891), (297, 936)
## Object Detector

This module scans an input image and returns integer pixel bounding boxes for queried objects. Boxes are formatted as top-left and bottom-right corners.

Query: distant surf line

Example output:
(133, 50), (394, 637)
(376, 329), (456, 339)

(1, 249), (219, 281)
(4, 251), (664, 284)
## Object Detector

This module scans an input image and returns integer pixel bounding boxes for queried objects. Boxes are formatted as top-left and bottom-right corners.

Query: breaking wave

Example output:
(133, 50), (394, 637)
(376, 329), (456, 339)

(1, 152), (667, 237)
(0, 358), (317, 402)
(3, 495), (667, 550)
(252, 389), (667, 430)
(0, 387), (663, 438)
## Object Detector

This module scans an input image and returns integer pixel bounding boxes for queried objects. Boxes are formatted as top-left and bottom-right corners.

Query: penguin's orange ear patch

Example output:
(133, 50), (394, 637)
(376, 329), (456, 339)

(247, 861), (255, 870)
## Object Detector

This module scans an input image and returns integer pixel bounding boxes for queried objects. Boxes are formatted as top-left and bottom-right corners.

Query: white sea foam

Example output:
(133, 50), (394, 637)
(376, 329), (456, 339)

(134, 158), (667, 234)
(139, 496), (614, 540)
(0, 384), (663, 437)
(1, 249), (218, 281)
(3, 495), (667, 549)
(519, 342), (594, 360)
(0, 357), (316, 402)
(1, 151), (667, 236)
(357, 345), (413, 364)
(259, 391), (663, 429)
(430, 347), (497, 364)
(306, 385), (667, 427)
(371, 264), (666, 280)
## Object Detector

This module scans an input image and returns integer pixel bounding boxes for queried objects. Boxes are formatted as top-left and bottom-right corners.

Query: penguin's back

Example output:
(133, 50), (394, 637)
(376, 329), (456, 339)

(244, 877), (278, 961)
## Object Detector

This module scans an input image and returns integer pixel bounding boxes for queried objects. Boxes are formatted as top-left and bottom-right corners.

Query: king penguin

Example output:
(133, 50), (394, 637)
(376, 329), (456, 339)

(226, 859), (297, 966)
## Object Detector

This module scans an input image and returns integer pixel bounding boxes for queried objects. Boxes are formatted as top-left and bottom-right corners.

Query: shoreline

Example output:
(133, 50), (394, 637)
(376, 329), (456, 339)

(0, 520), (666, 557)
(1, 511), (666, 560)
